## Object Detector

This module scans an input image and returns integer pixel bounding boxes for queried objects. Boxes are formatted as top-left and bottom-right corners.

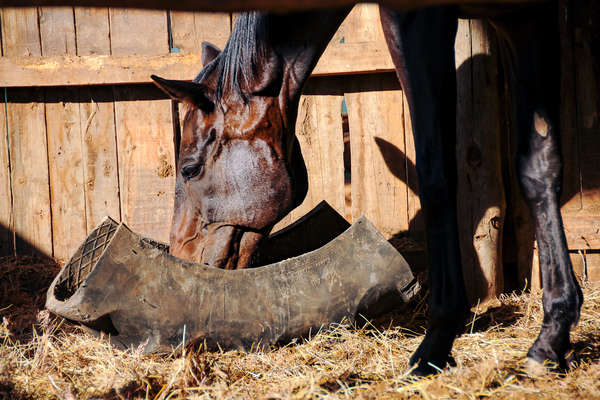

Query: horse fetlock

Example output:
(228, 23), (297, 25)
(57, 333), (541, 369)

(545, 286), (583, 329)
(409, 327), (458, 376)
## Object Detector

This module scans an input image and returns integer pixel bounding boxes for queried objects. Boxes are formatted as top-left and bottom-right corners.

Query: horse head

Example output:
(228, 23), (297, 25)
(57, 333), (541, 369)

(152, 39), (308, 269)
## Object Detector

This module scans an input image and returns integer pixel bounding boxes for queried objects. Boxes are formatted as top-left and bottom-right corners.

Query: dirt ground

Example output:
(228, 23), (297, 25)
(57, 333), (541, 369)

(1, 255), (599, 399)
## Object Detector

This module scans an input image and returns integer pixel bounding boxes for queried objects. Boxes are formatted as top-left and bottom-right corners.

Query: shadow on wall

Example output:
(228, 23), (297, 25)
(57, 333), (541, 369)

(0, 223), (54, 261)
(372, 50), (586, 301)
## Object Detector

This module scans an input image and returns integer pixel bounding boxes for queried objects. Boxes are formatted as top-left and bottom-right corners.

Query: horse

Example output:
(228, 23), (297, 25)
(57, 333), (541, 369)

(150, 2), (584, 376)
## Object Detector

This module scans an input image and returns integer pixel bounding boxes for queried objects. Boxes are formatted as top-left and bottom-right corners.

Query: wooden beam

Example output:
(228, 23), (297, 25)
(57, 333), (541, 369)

(0, 0), (547, 13)
(0, 53), (203, 87)
(0, 44), (395, 88)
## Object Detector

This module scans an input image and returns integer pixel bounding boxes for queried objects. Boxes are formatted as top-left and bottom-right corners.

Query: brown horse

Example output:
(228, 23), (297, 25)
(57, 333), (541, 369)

(151, 2), (583, 376)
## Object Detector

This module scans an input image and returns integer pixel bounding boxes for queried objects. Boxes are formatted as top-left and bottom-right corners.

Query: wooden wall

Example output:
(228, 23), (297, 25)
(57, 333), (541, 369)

(0, 3), (598, 298)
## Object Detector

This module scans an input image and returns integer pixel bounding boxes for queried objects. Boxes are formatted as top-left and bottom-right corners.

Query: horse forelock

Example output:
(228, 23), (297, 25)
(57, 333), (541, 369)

(193, 12), (270, 104)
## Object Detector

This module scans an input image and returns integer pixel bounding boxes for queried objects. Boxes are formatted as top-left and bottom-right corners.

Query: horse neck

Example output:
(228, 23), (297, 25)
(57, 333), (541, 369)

(268, 9), (350, 100)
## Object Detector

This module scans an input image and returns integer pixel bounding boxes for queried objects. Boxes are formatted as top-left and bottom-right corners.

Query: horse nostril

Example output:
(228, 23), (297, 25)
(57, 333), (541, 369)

(181, 163), (203, 180)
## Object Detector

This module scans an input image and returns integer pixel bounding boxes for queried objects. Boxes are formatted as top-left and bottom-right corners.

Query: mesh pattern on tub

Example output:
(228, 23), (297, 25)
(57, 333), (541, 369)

(54, 218), (119, 301)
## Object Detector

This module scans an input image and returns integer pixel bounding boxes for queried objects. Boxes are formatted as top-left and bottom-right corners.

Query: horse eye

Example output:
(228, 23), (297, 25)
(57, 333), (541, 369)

(181, 163), (204, 180)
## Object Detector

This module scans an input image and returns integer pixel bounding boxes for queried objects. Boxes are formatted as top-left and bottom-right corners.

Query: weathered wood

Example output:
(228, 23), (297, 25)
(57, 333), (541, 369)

(169, 11), (230, 53)
(39, 7), (77, 55)
(456, 19), (505, 309)
(2, 8), (53, 257)
(41, 7), (87, 262)
(558, 0), (581, 213)
(111, 8), (175, 242)
(346, 75), (408, 238)
(75, 7), (122, 232)
(402, 92), (423, 240)
(573, 1), (600, 217)
(0, 0), (547, 13)
(0, 96), (14, 256)
(74, 7), (112, 55)
(278, 82), (346, 229)
(0, 53), (205, 87)
(0, 48), (394, 88)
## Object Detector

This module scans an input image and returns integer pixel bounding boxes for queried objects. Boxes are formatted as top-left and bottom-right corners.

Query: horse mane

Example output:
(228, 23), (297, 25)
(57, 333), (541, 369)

(195, 12), (270, 102)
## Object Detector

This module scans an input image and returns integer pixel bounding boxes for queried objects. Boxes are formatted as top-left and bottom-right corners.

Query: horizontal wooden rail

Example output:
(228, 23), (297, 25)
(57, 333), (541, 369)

(0, 46), (395, 87)
(0, 0), (544, 12)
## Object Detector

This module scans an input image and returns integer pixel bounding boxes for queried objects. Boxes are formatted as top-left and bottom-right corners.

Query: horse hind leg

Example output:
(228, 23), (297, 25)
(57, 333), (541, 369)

(493, 5), (583, 372)
(380, 6), (469, 376)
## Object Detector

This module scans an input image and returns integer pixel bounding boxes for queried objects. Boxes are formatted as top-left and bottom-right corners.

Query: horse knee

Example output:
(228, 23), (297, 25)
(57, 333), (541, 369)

(517, 111), (562, 205)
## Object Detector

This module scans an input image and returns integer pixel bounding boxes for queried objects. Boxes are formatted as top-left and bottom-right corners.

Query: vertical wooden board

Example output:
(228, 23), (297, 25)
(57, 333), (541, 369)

(2, 8), (52, 257)
(45, 88), (87, 261)
(331, 3), (384, 44)
(0, 8), (41, 56)
(6, 88), (53, 256)
(113, 88), (175, 242)
(38, 7), (77, 55)
(0, 97), (14, 256)
(402, 93), (423, 240)
(109, 8), (169, 55)
(74, 7), (111, 55)
(110, 9), (174, 242)
(170, 12), (230, 53)
(584, 253), (600, 282)
(79, 89), (121, 231)
(465, 20), (506, 308)
(346, 85), (408, 238)
(558, 0), (582, 213)
(75, 7), (121, 232)
(573, 0), (600, 215)
(40, 7), (87, 262)
(272, 87), (345, 231)
(289, 93), (345, 223)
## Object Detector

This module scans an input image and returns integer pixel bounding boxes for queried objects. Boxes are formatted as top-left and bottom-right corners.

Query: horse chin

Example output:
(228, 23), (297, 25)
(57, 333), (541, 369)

(170, 222), (265, 269)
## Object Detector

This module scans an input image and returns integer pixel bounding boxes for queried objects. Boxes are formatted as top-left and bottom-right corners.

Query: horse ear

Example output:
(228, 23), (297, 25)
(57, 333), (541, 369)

(151, 75), (214, 111)
(202, 42), (221, 66)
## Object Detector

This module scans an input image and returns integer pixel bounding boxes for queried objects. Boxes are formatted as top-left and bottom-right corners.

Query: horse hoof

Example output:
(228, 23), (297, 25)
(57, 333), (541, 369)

(523, 357), (550, 378)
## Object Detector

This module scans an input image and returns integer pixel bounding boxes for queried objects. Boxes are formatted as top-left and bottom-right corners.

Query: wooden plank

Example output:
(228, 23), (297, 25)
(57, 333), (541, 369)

(169, 11), (230, 53)
(40, 7), (87, 262)
(79, 88), (121, 231)
(0, 94), (14, 256)
(111, 8), (175, 242)
(456, 19), (506, 309)
(74, 7), (121, 232)
(573, 0), (600, 216)
(316, 4), (394, 77)
(0, 47), (393, 88)
(273, 81), (345, 231)
(2, 8), (53, 257)
(0, 7), (41, 56)
(38, 6), (77, 55)
(346, 75), (408, 238)
(109, 8), (169, 55)
(45, 87), (87, 261)
(563, 215), (600, 249)
(74, 7), (111, 55)
(5, 88), (53, 257)
(0, 0), (548, 12)
(0, 6), (391, 88)
(584, 253), (600, 282)
(558, 0), (582, 213)
(0, 53), (204, 87)
(402, 93), (423, 240)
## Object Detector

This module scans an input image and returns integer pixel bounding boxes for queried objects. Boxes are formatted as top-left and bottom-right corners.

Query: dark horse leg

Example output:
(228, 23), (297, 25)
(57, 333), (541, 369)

(380, 6), (469, 376)
(493, 4), (583, 371)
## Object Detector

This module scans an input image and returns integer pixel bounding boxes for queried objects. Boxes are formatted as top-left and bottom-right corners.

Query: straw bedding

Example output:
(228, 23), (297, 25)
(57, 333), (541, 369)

(1, 255), (599, 399)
